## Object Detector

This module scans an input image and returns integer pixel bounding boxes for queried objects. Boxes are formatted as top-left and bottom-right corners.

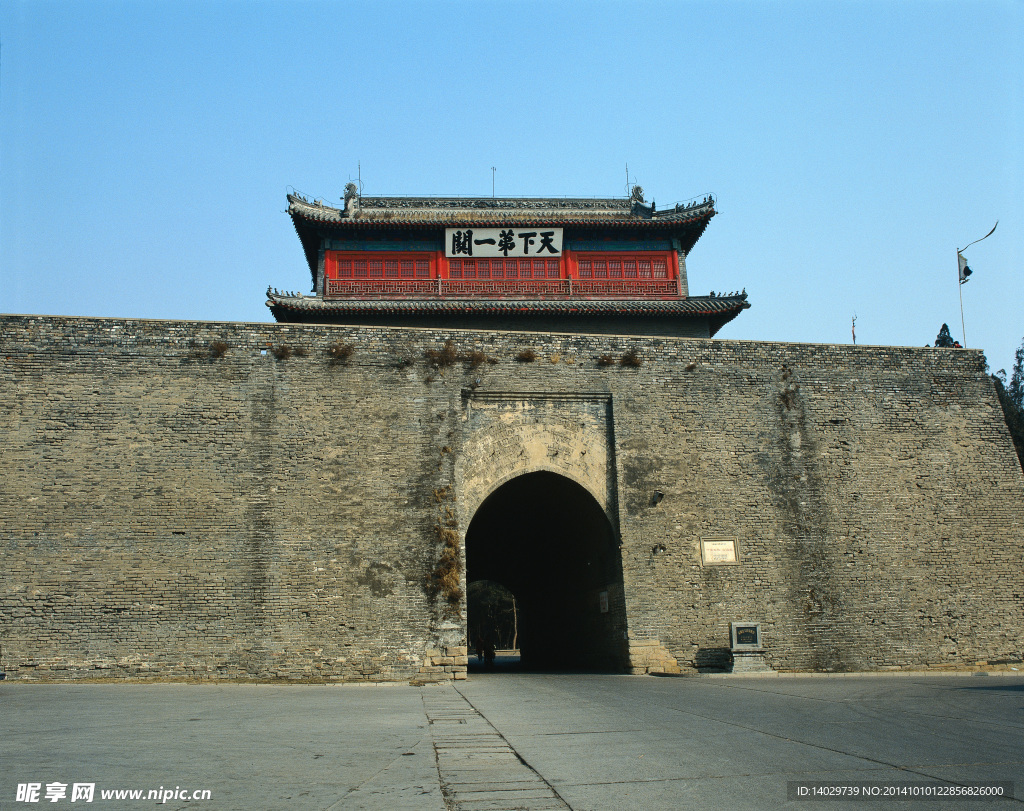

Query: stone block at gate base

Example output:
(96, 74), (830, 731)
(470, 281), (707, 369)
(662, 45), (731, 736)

(628, 640), (684, 674)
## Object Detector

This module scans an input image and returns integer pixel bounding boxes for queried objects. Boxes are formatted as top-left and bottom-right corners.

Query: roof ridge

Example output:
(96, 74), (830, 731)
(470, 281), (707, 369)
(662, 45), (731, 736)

(286, 193), (715, 218)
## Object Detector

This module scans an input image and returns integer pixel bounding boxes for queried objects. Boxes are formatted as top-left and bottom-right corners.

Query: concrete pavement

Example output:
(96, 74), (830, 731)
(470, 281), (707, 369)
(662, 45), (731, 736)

(2, 673), (1022, 810)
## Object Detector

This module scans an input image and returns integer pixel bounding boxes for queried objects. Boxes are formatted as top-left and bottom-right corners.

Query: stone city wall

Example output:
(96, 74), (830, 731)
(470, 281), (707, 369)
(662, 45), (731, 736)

(1, 314), (1021, 680)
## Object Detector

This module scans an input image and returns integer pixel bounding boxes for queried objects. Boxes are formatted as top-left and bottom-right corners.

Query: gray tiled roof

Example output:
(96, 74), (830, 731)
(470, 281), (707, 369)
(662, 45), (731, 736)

(287, 193), (715, 226)
(266, 289), (748, 317)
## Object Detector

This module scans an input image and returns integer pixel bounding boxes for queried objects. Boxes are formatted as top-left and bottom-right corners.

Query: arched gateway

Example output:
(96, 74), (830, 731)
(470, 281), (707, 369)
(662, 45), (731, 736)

(454, 390), (630, 672)
(465, 471), (628, 670)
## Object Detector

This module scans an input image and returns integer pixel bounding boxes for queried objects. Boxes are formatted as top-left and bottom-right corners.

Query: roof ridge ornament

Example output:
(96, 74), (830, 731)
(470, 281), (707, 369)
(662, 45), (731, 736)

(630, 185), (654, 218)
(343, 182), (359, 215)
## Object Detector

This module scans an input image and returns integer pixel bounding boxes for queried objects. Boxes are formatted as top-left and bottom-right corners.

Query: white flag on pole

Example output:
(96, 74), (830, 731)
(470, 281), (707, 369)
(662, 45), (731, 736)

(958, 251), (972, 284)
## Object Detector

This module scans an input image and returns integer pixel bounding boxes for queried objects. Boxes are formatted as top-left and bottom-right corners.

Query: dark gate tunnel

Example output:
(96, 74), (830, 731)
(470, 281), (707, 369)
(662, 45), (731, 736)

(464, 472), (629, 671)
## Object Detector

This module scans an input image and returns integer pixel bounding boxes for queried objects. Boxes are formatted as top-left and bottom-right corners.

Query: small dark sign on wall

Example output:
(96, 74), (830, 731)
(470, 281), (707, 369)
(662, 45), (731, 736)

(730, 622), (763, 651)
(736, 626), (758, 645)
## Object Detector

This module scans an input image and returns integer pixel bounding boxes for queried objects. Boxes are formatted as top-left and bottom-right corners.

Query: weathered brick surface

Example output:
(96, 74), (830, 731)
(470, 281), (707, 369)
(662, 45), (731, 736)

(1, 314), (1021, 680)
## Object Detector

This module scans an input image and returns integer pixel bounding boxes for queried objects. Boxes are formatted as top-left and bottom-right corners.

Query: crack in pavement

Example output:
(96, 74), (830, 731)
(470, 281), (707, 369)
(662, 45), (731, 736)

(423, 685), (572, 810)
(325, 736), (434, 811)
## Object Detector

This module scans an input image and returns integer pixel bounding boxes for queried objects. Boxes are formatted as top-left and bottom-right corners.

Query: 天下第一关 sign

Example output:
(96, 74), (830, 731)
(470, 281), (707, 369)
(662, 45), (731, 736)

(446, 227), (563, 258)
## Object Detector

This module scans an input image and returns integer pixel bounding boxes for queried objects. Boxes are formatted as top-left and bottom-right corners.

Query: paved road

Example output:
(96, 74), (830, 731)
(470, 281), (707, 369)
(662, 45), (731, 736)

(2, 673), (1022, 810)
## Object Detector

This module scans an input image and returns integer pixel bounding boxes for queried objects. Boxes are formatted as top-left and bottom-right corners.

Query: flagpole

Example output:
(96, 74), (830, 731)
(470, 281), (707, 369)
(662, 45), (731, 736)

(958, 249), (967, 348)
(955, 221), (997, 350)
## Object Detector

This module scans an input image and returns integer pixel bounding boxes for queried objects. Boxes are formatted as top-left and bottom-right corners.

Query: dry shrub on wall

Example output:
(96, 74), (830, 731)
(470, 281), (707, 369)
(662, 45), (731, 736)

(210, 341), (229, 358)
(516, 349), (537, 363)
(597, 354), (616, 367)
(328, 342), (354, 363)
(425, 342), (497, 370)
(620, 348), (642, 367)
(431, 523), (463, 606)
(428, 484), (462, 607)
(271, 344), (306, 360)
(425, 340), (459, 367)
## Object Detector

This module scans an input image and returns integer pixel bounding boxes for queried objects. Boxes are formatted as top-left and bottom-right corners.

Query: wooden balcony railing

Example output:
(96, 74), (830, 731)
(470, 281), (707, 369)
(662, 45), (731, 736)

(325, 278), (680, 299)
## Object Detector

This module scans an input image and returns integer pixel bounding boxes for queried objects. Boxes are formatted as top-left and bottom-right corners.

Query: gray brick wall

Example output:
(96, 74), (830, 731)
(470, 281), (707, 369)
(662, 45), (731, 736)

(1, 315), (1021, 680)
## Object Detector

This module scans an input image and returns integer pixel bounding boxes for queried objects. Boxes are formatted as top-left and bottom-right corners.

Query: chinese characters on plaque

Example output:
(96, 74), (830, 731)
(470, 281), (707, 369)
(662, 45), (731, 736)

(730, 622), (762, 651)
(701, 538), (738, 565)
(446, 228), (563, 258)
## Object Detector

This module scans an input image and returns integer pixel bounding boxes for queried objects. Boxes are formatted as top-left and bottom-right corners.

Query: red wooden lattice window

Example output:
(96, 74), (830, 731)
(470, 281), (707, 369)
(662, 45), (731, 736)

(576, 253), (671, 280)
(448, 258), (561, 279)
(329, 252), (431, 280)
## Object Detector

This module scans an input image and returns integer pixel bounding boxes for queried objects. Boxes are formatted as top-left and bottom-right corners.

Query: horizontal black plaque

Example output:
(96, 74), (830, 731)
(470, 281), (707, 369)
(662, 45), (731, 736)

(736, 626), (759, 645)
(730, 622), (763, 651)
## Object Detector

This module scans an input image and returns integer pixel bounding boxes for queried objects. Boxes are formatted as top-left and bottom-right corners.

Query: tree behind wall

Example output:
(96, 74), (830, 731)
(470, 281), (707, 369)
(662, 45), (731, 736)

(467, 580), (519, 651)
(993, 336), (1024, 472)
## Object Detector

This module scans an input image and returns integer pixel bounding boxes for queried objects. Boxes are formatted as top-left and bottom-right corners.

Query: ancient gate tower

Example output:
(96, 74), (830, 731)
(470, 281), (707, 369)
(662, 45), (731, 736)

(1, 187), (1020, 682)
(269, 185), (750, 675)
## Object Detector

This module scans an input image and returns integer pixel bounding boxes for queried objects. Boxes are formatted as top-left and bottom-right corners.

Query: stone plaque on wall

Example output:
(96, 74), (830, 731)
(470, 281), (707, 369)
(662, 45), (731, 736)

(731, 622), (762, 651)
(701, 537), (738, 565)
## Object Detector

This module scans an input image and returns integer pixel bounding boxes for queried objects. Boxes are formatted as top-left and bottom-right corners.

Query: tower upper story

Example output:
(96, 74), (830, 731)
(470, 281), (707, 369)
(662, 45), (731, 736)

(268, 184), (748, 337)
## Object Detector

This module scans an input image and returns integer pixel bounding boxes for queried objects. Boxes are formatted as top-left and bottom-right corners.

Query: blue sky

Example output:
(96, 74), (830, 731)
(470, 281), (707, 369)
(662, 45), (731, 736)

(2, 1), (1021, 374)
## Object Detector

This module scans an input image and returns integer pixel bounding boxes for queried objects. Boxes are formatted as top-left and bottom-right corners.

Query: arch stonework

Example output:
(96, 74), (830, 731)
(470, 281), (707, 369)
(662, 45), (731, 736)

(455, 392), (618, 532)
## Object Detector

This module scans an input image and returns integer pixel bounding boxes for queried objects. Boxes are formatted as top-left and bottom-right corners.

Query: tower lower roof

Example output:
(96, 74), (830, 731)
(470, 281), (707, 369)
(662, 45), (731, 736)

(266, 290), (749, 337)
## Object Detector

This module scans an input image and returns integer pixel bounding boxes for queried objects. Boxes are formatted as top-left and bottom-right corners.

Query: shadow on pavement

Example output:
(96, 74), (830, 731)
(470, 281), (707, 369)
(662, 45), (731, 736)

(466, 654), (628, 676)
(954, 681), (1024, 692)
